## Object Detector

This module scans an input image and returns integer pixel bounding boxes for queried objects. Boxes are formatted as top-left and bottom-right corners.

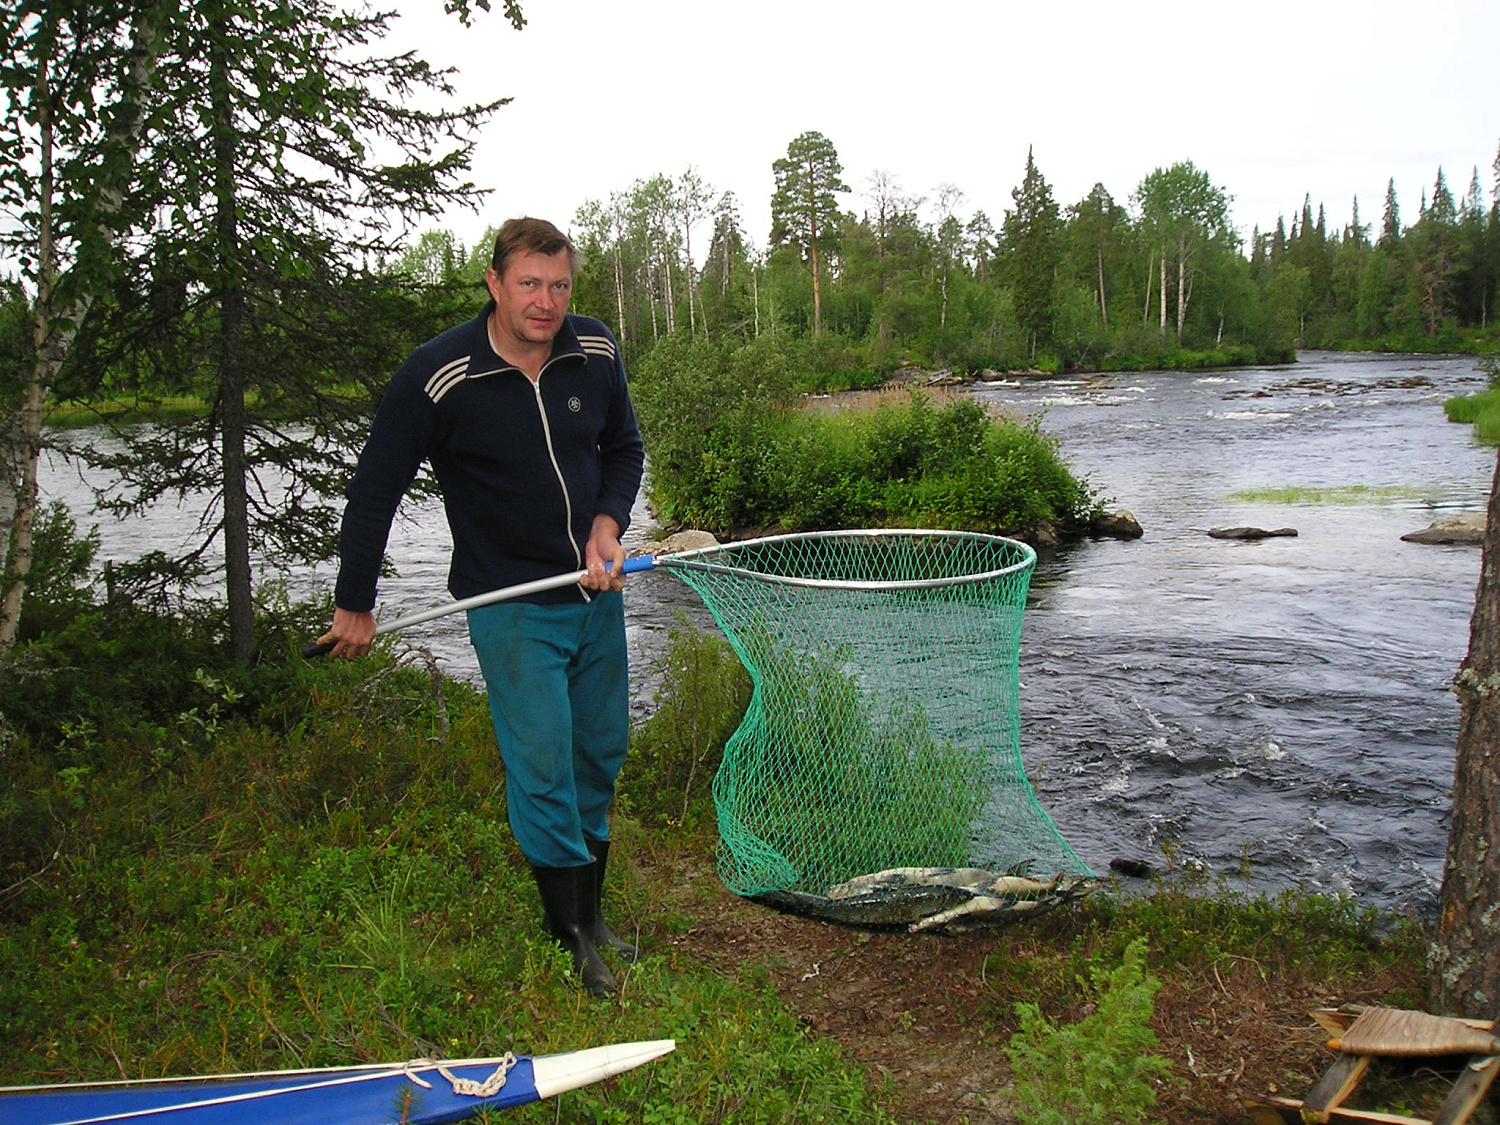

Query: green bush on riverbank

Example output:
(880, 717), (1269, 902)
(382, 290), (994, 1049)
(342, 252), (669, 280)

(630, 335), (1101, 536)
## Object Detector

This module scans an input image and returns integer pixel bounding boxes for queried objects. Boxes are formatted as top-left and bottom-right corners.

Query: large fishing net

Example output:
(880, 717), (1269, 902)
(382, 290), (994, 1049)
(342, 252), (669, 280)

(654, 529), (1094, 932)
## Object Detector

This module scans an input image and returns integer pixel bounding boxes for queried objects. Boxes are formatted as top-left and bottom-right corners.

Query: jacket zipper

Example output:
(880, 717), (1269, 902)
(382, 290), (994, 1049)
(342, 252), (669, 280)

(531, 363), (586, 583)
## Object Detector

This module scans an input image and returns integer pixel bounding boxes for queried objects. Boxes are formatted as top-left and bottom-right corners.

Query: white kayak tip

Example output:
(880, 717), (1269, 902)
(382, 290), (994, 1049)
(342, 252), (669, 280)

(530, 1039), (676, 1100)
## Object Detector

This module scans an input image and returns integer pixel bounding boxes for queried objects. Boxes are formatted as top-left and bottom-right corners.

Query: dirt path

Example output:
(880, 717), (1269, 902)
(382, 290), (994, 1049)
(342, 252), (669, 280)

(653, 858), (1421, 1124)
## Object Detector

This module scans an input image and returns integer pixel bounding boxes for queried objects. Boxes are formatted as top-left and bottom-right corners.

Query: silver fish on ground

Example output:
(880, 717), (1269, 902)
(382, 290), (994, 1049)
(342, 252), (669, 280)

(756, 884), (976, 928)
(822, 867), (1095, 934)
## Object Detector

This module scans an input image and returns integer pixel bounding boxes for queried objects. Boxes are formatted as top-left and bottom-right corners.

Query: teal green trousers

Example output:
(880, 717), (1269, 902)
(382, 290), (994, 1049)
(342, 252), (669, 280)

(466, 591), (629, 867)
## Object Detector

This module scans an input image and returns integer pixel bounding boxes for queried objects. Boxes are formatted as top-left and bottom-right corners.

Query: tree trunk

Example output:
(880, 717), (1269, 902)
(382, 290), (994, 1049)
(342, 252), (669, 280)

(1159, 249), (1168, 340)
(648, 260), (659, 340)
(0, 374), (48, 646)
(612, 244), (626, 344)
(1431, 450), (1500, 1017)
(683, 222), (695, 338)
(661, 240), (675, 334)
(0, 428), (18, 579)
(1096, 244), (1108, 328)
(0, 63), (56, 651)
(211, 44), (257, 665)
(752, 266), (760, 337)
(810, 217), (823, 338)
(1176, 237), (1189, 340)
(1143, 251), (1153, 328)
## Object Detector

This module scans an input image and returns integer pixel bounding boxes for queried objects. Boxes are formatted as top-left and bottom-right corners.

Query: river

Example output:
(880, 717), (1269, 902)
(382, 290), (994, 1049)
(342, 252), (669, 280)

(38, 350), (1494, 915)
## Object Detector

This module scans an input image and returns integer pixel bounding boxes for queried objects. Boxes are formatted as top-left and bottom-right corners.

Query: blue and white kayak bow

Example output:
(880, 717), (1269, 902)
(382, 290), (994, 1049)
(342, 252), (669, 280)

(0, 1039), (676, 1125)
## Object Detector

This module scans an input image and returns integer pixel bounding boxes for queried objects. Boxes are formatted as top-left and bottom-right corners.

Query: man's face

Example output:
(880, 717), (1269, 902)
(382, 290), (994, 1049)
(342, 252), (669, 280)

(485, 249), (573, 350)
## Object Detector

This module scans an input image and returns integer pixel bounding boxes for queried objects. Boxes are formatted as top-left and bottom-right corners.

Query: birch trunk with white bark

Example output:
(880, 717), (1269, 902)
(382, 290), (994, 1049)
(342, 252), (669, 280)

(0, 17), (159, 652)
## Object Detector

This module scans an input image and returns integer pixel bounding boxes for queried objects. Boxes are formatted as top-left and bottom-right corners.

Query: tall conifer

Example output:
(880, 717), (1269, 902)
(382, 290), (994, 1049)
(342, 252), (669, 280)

(1002, 147), (1061, 356)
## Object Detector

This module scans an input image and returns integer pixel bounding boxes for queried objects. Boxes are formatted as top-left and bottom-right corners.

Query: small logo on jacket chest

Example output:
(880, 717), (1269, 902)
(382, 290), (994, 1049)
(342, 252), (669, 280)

(568, 396), (582, 413)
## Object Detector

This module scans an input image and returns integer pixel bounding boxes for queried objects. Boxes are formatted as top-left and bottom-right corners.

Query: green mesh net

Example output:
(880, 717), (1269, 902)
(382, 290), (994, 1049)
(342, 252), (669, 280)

(655, 529), (1094, 932)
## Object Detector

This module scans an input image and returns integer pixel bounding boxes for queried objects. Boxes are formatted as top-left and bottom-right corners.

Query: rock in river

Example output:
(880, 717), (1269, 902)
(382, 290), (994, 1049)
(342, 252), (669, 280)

(1207, 526), (1299, 540)
(1093, 509), (1144, 539)
(1401, 513), (1486, 545)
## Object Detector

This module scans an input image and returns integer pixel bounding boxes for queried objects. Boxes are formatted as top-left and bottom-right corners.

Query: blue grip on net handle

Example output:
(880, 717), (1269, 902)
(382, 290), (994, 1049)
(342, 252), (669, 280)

(302, 554), (659, 659)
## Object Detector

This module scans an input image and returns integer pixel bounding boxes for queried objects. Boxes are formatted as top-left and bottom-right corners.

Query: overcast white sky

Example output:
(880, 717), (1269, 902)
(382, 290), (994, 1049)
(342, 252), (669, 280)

(394, 0), (1499, 257)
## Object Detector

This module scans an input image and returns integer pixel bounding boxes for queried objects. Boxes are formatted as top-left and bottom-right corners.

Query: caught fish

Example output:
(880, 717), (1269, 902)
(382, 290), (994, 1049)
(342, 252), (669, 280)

(757, 867), (1093, 933)
(908, 874), (1095, 933)
(826, 867), (995, 898)
(827, 866), (1075, 901)
(757, 885), (975, 928)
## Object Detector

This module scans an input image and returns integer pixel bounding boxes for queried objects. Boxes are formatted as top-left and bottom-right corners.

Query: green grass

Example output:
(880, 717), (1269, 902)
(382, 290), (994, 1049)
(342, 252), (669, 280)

(1444, 389), (1500, 443)
(1228, 484), (1433, 505)
(0, 646), (895, 1122)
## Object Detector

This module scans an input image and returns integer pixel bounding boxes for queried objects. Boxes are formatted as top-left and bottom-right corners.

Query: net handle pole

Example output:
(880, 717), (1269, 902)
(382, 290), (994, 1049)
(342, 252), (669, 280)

(302, 555), (659, 658)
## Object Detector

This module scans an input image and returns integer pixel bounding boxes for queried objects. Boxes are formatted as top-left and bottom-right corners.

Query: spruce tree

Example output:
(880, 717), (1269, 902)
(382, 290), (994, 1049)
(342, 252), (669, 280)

(82, 0), (515, 662)
(1379, 178), (1402, 249)
(1002, 147), (1061, 357)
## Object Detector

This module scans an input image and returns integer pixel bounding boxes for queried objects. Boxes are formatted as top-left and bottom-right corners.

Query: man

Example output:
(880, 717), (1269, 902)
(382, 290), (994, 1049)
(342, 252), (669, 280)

(319, 217), (645, 997)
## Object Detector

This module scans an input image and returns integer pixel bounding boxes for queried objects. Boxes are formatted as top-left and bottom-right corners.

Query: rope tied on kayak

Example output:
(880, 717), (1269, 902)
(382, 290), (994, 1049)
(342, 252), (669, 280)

(404, 1052), (518, 1098)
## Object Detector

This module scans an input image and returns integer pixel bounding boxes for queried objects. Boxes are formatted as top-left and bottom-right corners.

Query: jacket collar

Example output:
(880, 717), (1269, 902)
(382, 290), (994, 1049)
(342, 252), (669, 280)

(472, 300), (586, 371)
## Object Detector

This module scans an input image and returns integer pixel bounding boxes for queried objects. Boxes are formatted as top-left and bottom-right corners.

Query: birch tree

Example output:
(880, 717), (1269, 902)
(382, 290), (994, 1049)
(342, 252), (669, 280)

(932, 183), (966, 330)
(0, 0), (166, 652)
(1134, 162), (1234, 342)
(678, 167), (712, 338)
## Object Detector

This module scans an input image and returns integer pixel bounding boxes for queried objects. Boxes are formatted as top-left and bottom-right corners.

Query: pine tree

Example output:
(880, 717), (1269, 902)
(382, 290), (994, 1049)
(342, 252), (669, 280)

(1379, 178), (1402, 250)
(1411, 167), (1461, 336)
(1065, 184), (1126, 330)
(770, 130), (848, 337)
(1454, 167), (1490, 326)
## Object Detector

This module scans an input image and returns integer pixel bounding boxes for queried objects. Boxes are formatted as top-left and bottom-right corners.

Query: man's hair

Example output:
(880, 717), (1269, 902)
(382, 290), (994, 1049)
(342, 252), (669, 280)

(490, 217), (580, 276)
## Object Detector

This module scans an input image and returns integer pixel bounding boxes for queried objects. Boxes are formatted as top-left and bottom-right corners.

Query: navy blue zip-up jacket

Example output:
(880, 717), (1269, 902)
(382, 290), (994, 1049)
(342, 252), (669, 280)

(334, 304), (644, 612)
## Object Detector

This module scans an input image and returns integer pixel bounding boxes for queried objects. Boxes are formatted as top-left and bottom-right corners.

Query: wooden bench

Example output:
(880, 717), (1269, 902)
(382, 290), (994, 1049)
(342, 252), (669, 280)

(1243, 1005), (1500, 1125)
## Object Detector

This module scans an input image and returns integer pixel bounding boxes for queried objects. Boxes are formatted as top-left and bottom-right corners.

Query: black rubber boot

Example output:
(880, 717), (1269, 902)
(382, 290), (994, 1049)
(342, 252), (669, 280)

(585, 839), (641, 963)
(530, 862), (618, 998)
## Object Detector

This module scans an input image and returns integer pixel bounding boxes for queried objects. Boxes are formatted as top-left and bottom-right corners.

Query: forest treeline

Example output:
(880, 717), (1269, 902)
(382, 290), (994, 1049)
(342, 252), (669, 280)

(387, 133), (1500, 381)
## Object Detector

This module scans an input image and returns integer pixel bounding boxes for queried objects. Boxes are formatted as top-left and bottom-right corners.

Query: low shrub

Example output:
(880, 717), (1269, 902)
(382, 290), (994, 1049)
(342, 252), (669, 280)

(1005, 937), (1171, 1125)
(1444, 356), (1500, 441)
(618, 614), (751, 828)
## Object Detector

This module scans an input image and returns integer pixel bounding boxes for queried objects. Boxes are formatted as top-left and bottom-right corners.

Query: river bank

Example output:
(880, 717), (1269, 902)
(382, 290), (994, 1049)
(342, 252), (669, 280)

(0, 624), (1429, 1124)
